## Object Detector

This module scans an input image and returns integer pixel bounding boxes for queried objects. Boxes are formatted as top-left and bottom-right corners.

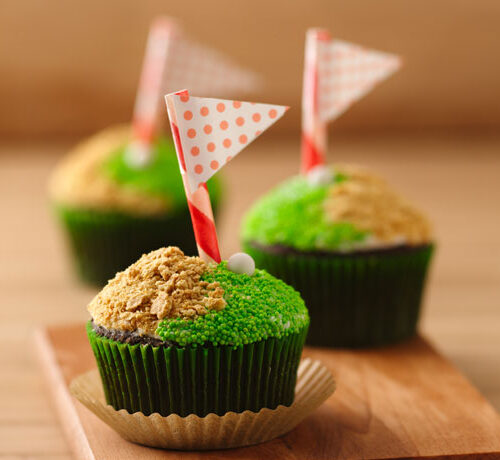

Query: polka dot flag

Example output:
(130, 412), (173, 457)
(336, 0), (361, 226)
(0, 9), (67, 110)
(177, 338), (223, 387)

(128, 17), (262, 167)
(166, 91), (288, 193)
(317, 39), (401, 122)
(301, 30), (401, 174)
(164, 35), (261, 99)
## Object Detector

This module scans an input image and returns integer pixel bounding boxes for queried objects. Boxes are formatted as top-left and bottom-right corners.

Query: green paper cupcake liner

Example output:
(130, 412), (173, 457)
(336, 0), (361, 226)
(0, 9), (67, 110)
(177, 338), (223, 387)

(56, 206), (215, 286)
(243, 242), (434, 348)
(86, 322), (308, 417)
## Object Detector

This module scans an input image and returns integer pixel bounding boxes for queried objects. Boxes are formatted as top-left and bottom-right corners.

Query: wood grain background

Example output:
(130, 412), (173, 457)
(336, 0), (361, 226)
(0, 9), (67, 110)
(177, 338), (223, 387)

(1, 0), (500, 139)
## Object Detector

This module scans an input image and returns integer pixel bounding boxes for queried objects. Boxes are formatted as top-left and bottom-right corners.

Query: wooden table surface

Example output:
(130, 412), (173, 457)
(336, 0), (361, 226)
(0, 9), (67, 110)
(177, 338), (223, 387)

(1, 131), (499, 459)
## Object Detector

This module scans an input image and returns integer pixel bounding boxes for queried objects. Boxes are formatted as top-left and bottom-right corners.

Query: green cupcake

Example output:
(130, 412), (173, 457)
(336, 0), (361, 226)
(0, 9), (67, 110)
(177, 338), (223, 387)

(241, 164), (434, 348)
(49, 126), (221, 286)
(86, 246), (309, 417)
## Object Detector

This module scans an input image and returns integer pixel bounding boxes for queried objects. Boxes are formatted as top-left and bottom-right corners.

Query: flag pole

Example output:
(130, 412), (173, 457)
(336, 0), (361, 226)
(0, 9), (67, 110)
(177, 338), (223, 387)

(126, 18), (178, 168)
(301, 28), (330, 175)
(165, 90), (221, 263)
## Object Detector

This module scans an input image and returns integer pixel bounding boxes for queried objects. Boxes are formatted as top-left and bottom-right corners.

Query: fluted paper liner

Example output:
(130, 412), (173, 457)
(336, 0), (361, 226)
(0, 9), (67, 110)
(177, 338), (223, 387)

(70, 358), (335, 450)
(244, 241), (434, 347)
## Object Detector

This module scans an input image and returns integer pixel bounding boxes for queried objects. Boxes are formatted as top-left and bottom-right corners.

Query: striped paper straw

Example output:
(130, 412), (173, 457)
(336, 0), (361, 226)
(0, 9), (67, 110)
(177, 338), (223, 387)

(165, 90), (221, 264)
(301, 28), (331, 175)
(126, 18), (178, 168)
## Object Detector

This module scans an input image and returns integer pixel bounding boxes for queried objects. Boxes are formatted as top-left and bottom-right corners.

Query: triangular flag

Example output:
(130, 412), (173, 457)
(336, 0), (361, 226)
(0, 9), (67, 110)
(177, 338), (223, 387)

(317, 40), (401, 122)
(164, 37), (261, 97)
(166, 91), (287, 193)
(127, 17), (262, 167)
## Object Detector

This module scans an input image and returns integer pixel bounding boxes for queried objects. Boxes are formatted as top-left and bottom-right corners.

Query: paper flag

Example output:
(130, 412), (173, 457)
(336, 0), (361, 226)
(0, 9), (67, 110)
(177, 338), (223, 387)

(163, 37), (261, 97)
(317, 39), (401, 122)
(301, 29), (401, 174)
(166, 92), (288, 193)
(128, 17), (261, 167)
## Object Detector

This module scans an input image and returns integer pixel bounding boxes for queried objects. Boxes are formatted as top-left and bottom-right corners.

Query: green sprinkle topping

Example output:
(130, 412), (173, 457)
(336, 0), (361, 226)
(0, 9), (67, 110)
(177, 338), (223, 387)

(156, 262), (309, 347)
(101, 135), (221, 210)
(241, 174), (367, 251)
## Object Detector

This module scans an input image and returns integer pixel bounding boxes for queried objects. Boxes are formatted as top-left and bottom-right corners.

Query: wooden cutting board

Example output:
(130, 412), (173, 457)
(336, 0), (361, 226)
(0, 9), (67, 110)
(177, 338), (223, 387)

(35, 324), (500, 460)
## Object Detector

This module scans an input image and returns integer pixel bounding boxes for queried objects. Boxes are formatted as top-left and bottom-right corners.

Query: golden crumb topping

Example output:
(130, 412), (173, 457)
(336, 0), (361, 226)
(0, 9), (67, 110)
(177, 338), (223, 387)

(48, 125), (169, 215)
(325, 164), (432, 245)
(88, 247), (225, 336)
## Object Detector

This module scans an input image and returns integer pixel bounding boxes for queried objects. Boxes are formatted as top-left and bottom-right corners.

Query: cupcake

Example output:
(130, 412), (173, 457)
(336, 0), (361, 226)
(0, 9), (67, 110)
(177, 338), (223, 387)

(241, 164), (434, 348)
(86, 246), (309, 417)
(49, 126), (221, 286)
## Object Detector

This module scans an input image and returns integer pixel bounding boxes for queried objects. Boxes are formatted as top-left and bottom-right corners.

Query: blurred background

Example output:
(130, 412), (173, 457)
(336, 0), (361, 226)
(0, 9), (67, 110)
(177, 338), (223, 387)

(1, 1), (499, 457)
(2, 0), (500, 138)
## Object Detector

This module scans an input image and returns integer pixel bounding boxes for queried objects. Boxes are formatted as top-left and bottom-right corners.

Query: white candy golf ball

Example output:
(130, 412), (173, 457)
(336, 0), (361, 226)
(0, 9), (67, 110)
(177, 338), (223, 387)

(124, 141), (151, 169)
(227, 252), (255, 276)
(307, 165), (333, 186)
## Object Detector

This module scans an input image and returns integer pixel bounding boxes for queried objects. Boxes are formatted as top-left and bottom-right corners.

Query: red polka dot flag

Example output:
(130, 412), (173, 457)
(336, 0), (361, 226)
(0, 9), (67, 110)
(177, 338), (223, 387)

(128, 16), (261, 167)
(166, 91), (288, 194)
(301, 28), (401, 174)
(165, 90), (288, 263)
(317, 39), (401, 122)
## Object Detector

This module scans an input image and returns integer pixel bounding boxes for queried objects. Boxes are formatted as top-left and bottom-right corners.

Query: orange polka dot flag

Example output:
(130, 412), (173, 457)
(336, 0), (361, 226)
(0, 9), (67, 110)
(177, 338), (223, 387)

(128, 17), (261, 167)
(165, 89), (288, 263)
(301, 28), (401, 174)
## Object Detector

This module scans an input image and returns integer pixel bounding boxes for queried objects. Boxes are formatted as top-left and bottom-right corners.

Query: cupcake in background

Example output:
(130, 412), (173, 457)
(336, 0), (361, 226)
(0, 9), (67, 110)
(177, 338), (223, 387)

(86, 246), (309, 417)
(242, 164), (433, 347)
(240, 29), (435, 347)
(49, 126), (221, 286)
(49, 17), (260, 286)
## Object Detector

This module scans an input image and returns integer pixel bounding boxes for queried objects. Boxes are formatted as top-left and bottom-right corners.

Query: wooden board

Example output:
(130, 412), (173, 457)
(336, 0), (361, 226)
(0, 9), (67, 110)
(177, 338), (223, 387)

(35, 323), (500, 460)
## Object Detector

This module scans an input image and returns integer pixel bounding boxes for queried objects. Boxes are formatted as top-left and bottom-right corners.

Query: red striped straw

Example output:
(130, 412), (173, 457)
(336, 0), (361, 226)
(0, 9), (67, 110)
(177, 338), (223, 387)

(128, 18), (178, 166)
(301, 28), (331, 175)
(164, 90), (221, 263)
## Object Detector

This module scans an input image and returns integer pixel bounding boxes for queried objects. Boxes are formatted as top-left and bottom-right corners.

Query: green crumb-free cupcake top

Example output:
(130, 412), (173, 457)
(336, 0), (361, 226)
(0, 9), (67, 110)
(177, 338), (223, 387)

(157, 261), (309, 347)
(242, 164), (432, 252)
(88, 247), (308, 348)
(49, 125), (221, 216)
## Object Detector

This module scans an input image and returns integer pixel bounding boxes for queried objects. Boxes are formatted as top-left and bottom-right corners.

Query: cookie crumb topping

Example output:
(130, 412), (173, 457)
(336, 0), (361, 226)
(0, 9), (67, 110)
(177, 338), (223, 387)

(88, 247), (225, 336)
(49, 125), (171, 215)
(325, 164), (431, 245)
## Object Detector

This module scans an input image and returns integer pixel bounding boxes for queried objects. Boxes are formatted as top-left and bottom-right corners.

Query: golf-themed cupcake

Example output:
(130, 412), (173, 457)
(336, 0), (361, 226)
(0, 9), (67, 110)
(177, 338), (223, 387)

(49, 126), (221, 286)
(49, 17), (260, 286)
(87, 246), (309, 417)
(86, 90), (307, 417)
(242, 29), (433, 347)
(242, 164), (434, 347)
(71, 89), (342, 450)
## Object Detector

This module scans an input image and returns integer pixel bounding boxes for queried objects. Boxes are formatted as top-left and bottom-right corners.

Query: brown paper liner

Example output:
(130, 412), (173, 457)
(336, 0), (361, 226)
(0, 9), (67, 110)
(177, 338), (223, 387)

(70, 358), (335, 450)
